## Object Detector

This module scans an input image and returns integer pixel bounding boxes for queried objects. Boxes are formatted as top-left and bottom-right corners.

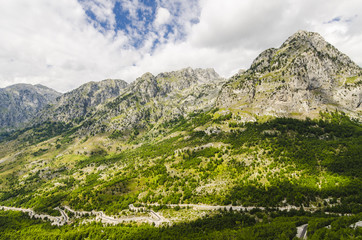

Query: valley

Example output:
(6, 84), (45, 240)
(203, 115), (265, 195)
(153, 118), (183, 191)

(0, 30), (361, 239)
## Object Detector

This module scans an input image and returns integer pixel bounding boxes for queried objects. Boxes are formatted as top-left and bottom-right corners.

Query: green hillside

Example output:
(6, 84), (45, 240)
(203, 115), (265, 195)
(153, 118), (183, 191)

(0, 30), (361, 239)
(0, 110), (361, 239)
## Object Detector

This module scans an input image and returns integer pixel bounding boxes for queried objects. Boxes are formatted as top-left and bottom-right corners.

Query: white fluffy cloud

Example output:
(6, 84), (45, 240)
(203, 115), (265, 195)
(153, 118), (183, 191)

(154, 7), (171, 27)
(0, 0), (362, 92)
(134, 0), (362, 81)
(0, 0), (133, 92)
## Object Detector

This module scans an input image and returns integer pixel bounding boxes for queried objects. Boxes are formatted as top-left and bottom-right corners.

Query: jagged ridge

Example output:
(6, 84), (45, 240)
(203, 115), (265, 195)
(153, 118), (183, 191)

(85, 67), (225, 135)
(35, 79), (129, 123)
(0, 84), (61, 129)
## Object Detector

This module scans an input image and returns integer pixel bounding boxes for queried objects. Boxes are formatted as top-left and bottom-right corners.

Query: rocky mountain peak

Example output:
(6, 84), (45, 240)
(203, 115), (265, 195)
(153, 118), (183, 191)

(218, 30), (362, 120)
(136, 72), (156, 82)
(128, 68), (224, 101)
(282, 31), (360, 86)
(131, 72), (158, 100)
(58, 79), (128, 104)
(0, 84), (60, 129)
(155, 67), (222, 94)
(157, 67), (220, 83)
(250, 30), (360, 76)
(84, 67), (226, 135)
(281, 30), (326, 48)
(5, 83), (59, 96)
(95, 79), (128, 89)
(68, 79), (128, 92)
(36, 79), (129, 123)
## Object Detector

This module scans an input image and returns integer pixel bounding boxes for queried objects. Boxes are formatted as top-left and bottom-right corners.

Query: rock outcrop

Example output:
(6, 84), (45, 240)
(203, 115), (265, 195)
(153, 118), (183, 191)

(36, 79), (128, 123)
(217, 30), (362, 120)
(85, 67), (226, 134)
(0, 84), (60, 129)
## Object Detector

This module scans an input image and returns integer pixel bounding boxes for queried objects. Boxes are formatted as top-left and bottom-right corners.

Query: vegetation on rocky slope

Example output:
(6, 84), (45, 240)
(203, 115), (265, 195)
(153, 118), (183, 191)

(0, 30), (361, 239)
(0, 111), (360, 214)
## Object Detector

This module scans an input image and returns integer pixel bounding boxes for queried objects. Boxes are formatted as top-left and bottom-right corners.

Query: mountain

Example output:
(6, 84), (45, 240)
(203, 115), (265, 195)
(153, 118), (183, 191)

(217, 30), (362, 120)
(28, 68), (224, 137)
(4, 30), (361, 134)
(36, 79), (128, 123)
(84, 67), (225, 135)
(0, 84), (60, 130)
(0, 31), (361, 239)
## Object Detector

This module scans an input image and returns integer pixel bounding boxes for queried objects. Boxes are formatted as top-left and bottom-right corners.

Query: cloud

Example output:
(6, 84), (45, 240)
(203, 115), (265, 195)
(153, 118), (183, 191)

(135, 0), (362, 80)
(79, 0), (117, 30)
(145, 0), (362, 78)
(0, 0), (362, 92)
(154, 8), (171, 27)
(0, 0), (131, 92)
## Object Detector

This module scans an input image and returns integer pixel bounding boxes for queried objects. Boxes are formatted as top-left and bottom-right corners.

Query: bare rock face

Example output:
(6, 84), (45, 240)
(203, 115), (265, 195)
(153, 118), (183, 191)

(0, 84), (60, 129)
(217, 30), (362, 120)
(37, 79), (128, 123)
(84, 68), (225, 134)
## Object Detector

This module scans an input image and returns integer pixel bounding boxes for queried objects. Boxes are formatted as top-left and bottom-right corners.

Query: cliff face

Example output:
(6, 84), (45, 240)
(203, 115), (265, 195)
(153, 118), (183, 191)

(217, 30), (362, 120)
(0, 84), (60, 129)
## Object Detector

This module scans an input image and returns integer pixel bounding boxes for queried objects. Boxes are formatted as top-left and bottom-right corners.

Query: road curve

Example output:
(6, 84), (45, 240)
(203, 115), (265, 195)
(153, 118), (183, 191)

(0, 205), (67, 226)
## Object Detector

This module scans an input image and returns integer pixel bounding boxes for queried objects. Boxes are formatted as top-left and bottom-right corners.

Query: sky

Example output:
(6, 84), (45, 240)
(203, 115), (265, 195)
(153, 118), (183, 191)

(0, 0), (362, 92)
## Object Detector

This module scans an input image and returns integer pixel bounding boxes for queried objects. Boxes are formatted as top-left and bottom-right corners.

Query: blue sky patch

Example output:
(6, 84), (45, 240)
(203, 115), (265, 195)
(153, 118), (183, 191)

(325, 15), (358, 24)
(78, 0), (200, 50)
(327, 16), (341, 24)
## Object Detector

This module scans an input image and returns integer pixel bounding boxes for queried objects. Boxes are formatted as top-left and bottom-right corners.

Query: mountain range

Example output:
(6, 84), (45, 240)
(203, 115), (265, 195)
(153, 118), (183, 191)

(0, 30), (361, 239)
(1, 31), (360, 134)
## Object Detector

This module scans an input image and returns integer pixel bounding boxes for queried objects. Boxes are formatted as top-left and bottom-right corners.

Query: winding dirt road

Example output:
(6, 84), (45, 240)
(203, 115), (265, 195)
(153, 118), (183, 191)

(1, 202), (355, 233)
(0, 202), (323, 227)
(0, 206), (68, 226)
(137, 203), (307, 212)
(64, 205), (169, 226)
